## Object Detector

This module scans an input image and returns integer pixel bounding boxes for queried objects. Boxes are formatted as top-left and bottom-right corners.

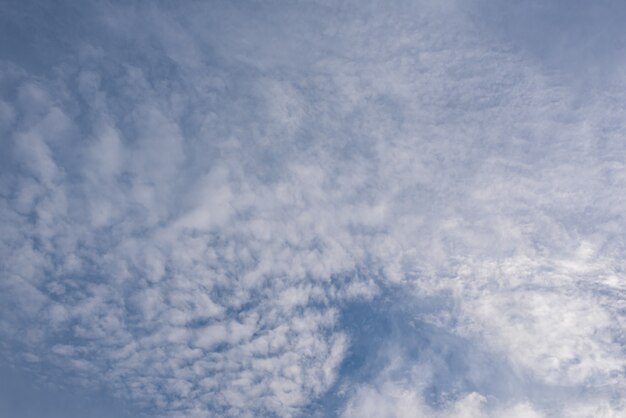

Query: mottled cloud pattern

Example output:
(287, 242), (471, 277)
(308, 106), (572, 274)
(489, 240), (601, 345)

(1, 1), (625, 417)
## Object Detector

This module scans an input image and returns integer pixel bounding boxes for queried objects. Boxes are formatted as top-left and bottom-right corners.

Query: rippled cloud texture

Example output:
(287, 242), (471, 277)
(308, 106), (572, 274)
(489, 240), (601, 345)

(1, 1), (625, 417)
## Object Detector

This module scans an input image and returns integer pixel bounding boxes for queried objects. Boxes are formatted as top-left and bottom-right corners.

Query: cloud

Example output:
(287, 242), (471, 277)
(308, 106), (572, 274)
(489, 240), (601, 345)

(1, 0), (626, 417)
(342, 384), (546, 418)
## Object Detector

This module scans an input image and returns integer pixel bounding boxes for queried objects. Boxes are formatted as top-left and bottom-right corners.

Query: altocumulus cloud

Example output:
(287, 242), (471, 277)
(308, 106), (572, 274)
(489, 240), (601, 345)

(1, 0), (625, 417)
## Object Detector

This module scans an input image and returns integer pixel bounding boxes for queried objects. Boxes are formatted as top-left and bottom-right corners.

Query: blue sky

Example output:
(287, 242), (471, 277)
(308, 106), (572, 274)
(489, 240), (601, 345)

(1, 1), (626, 417)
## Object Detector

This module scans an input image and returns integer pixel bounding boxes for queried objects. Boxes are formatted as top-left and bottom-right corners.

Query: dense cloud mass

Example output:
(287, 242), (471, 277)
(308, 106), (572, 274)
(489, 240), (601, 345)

(1, 1), (625, 417)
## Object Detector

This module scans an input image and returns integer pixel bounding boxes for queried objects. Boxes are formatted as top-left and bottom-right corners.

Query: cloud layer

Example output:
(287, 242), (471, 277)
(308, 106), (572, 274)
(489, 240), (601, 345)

(1, 1), (625, 417)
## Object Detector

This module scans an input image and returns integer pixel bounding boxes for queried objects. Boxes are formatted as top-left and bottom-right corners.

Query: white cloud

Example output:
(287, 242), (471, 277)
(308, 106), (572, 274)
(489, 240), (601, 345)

(1, 1), (625, 417)
(341, 368), (547, 418)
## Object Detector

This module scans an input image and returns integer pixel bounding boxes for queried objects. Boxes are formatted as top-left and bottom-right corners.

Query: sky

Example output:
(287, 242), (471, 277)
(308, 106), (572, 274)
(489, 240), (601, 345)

(1, 1), (626, 417)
